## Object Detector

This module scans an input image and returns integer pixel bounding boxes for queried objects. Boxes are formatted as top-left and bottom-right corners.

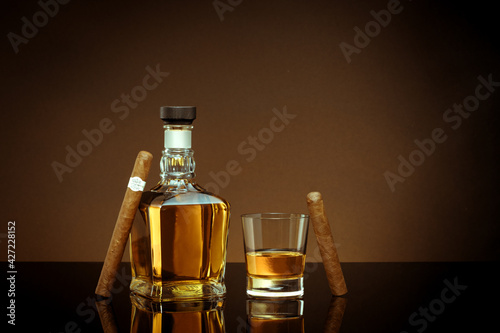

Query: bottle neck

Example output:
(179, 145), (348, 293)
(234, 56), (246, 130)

(160, 125), (196, 180)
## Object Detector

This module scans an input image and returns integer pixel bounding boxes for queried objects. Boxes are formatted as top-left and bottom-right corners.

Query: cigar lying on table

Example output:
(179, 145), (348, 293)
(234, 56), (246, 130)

(95, 151), (153, 298)
(306, 192), (348, 296)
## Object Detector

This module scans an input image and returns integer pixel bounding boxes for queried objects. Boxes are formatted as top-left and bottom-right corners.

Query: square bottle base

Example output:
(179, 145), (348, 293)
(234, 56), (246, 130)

(130, 277), (226, 301)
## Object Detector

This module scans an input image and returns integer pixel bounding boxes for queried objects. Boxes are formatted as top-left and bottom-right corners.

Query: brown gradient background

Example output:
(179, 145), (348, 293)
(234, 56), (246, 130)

(1, 0), (499, 263)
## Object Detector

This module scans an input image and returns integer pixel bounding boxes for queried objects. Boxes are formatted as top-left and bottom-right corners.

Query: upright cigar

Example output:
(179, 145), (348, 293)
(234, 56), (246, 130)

(306, 192), (348, 296)
(95, 151), (153, 298)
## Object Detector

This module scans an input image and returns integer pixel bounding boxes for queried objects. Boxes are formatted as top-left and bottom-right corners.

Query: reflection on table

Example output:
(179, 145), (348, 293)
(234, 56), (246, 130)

(96, 293), (347, 333)
(246, 298), (304, 333)
(14, 262), (494, 331)
(131, 294), (225, 333)
(323, 297), (347, 333)
(97, 293), (225, 333)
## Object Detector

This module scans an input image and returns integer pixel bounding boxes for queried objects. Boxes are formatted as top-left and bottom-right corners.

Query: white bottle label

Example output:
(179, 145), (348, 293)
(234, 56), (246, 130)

(164, 130), (191, 148)
(128, 176), (146, 192)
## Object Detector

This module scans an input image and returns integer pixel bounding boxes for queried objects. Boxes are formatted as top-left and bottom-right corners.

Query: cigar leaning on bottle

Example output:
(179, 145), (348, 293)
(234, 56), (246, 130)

(306, 191), (348, 296)
(95, 151), (153, 298)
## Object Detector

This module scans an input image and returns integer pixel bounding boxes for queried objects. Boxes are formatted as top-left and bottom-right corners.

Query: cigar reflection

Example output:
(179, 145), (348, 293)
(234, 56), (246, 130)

(130, 293), (225, 333)
(246, 298), (304, 333)
(323, 296), (347, 333)
(95, 298), (118, 333)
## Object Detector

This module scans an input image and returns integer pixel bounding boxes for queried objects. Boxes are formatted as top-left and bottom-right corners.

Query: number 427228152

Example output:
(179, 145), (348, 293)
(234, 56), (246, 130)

(7, 221), (15, 269)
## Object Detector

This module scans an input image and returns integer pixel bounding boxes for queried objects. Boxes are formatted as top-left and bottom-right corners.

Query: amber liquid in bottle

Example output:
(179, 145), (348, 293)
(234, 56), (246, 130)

(130, 187), (230, 299)
(129, 107), (230, 301)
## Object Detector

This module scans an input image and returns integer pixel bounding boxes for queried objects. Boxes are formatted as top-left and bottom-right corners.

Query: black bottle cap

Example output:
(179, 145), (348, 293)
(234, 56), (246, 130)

(160, 106), (196, 124)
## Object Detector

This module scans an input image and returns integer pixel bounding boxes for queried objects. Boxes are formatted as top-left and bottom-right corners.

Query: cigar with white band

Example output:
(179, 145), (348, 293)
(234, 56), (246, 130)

(95, 151), (153, 298)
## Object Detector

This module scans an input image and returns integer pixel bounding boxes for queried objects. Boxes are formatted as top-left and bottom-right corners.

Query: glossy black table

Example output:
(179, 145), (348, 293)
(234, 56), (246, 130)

(6, 262), (498, 332)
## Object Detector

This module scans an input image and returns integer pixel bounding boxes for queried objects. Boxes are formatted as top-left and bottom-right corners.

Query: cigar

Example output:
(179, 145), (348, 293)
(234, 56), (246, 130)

(95, 151), (153, 298)
(323, 297), (347, 333)
(306, 192), (348, 296)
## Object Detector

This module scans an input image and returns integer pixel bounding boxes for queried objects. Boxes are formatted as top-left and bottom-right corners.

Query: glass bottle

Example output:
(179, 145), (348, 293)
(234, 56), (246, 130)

(129, 106), (230, 301)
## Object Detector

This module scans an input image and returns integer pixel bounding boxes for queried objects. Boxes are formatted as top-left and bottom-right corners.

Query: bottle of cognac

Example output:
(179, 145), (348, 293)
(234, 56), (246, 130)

(129, 106), (230, 301)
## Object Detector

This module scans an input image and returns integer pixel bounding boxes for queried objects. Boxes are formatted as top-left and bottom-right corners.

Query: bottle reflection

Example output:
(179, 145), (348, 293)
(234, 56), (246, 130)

(130, 293), (225, 333)
(246, 298), (304, 333)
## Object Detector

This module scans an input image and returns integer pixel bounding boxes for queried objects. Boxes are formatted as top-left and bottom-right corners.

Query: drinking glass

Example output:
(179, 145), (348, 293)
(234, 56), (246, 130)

(241, 213), (309, 297)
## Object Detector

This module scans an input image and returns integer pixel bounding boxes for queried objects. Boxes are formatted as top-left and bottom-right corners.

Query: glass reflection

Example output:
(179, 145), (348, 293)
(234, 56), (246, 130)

(246, 298), (304, 333)
(130, 293), (225, 333)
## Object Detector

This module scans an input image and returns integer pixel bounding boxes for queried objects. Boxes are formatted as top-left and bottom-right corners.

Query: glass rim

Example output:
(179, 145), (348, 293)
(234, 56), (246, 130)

(241, 212), (309, 220)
